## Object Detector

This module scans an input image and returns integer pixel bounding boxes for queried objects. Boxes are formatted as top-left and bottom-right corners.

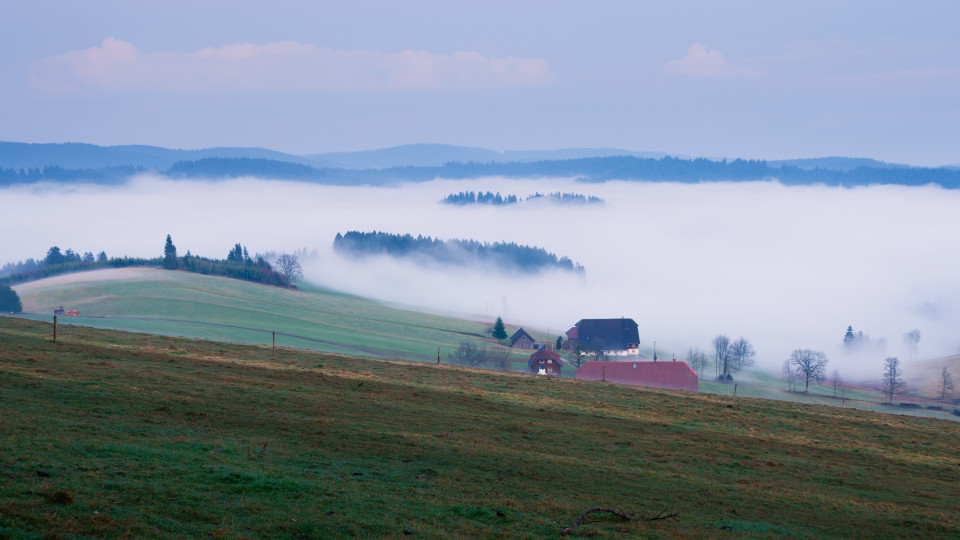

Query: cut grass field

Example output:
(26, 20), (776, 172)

(2, 317), (960, 538)
(13, 267), (537, 364)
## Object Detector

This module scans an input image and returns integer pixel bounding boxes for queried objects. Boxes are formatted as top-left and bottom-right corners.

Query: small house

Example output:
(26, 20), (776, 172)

(528, 347), (563, 376)
(510, 328), (537, 349)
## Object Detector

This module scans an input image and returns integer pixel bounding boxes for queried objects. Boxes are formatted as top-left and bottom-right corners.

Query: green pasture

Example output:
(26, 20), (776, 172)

(2, 317), (959, 538)
(13, 268), (531, 363)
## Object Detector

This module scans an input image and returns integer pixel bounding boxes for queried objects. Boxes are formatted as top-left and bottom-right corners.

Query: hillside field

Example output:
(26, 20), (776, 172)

(12, 268), (537, 366)
(12, 268), (960, 421)
(2, 317), (960, 538)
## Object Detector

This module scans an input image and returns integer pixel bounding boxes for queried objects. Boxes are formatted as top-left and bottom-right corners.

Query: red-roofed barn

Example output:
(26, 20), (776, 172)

(575, 361), (698, 392)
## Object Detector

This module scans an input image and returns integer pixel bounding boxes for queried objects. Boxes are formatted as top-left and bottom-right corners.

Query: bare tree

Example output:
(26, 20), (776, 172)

(685, 347), (709, 378)
(881, 357), (906, 403)
(712, 335), (730, 380)
(830, 369), (843, 398)
(903, 329), (921, 359)
(789, 349), (829, 392)
(939, 366), (954, 402)
(448, 342), (482, 366)
(275, 253), (304, 282)
(782, 359), (799, 391)
(567, 341), (586, 368)
(484, 346), (513, 371)
(728, 337), (756, 373)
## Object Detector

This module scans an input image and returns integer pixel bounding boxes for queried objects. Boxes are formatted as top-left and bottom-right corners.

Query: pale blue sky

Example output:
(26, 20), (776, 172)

(1, 1), (958, 165)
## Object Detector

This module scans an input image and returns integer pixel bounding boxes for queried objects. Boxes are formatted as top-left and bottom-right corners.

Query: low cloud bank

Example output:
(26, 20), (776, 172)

(2, 175), (958, 379)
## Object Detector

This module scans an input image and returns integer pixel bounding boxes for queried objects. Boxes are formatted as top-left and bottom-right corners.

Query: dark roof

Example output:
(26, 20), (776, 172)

(575, 361), (698, 392)
(510, 328), (534, 344)
(528, 347), (563, 369)
(568, 318), (639, 351)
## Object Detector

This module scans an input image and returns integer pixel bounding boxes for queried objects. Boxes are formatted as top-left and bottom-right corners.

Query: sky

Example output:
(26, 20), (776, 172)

(4, 176), (959, 379)
(1, 1), (959, 165)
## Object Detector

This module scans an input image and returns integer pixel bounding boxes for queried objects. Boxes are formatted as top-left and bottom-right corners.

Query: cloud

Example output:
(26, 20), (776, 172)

(28, 38), (555, 94)
(665, 44), (762, 78)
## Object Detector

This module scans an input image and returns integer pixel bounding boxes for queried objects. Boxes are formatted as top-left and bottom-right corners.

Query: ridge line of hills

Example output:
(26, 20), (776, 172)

(2, 141), (959, 188)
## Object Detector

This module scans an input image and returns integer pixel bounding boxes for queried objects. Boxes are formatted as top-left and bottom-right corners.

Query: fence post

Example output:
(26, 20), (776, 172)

(437, 347), (440, 365)
(733, 384), (738, 397)
(53, 315), (57, 343)
(602, 366), (606, 381)
(272, 331), (276, 353)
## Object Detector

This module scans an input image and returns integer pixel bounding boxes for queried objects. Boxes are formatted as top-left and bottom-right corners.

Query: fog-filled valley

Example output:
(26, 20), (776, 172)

(3, 174), (958, 379)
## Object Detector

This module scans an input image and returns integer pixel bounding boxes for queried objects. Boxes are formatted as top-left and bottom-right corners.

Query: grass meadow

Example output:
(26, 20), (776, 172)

(2, 316), (960, 538)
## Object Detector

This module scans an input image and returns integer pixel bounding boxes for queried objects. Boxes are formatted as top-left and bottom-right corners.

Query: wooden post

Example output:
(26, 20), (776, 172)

(272, 331), (276, 353)
(53, 315), (57, 343)
(602, 366), (606, 381)
(842, 398), (846, 408)
(437, 347), (441, 365)
(733, 384), (738, 397)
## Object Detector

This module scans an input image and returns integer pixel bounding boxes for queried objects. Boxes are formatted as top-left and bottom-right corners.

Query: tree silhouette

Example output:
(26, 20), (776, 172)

(163, 235), (178, 270)
(492, 317), (508, 341)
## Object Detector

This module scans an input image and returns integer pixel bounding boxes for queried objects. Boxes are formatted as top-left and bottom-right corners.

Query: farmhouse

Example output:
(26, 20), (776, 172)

(565, 318), (640, 356)
(510, 328), (536, 349)
(528, 347), (563, 376)
(575, 360), (698, 392)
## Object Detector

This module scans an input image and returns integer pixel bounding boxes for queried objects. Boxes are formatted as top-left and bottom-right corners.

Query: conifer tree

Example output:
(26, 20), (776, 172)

(163, 234), (179, 270)
(492, 316), (508, 341)
(0, 284), (23, 313)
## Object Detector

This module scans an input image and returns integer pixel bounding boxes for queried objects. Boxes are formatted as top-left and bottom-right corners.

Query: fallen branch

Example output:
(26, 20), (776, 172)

(560, 507), (678, 535)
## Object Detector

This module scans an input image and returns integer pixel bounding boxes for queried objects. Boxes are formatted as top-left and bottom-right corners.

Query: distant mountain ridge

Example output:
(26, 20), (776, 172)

(1, 141), (917, 172)
(3, 141), (958, 189)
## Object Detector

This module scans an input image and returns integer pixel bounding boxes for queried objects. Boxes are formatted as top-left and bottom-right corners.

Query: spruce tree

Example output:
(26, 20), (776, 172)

(492, 316), (508, 340)
(163, 234), (179, 270)
(0, 284), (23, 313)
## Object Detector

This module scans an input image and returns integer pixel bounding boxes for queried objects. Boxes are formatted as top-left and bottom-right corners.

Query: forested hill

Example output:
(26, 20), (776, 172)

(160, 155), (960, 187)
(3, 154), (960, 188)
(333, 231), (585, 274)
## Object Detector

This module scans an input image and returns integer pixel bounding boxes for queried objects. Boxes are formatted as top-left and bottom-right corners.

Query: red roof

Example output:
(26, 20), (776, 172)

(528, 347), (563, 369)
(575, 361), (698, 392)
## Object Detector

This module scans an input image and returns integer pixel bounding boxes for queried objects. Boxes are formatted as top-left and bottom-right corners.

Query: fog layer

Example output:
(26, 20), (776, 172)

(3, 175), (958, 376)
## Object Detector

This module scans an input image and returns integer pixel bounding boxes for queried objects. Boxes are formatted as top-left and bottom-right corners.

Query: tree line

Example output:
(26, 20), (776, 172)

(440, 191), (603, 206)
(1, 237), (303, 289)
(8, 155), (960, 189)
(333, 231), (585, 274)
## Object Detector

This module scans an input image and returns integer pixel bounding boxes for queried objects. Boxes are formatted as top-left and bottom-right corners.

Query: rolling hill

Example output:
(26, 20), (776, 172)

(11, 267), (532, 364)
(2, 316), (959, 538)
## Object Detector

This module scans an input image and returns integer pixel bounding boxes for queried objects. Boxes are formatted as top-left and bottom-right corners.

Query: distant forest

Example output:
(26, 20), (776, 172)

(441, 191), (603, 205)
(3, 155), (960, 188)
(0, 242), (292, 288)
(333, 231), (585, 274)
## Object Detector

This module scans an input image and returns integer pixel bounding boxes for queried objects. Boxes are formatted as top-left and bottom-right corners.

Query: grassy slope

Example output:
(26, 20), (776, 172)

(2, 317), (960, 539)
(13, 268), (535, 364)
(13, 268), (959, 416)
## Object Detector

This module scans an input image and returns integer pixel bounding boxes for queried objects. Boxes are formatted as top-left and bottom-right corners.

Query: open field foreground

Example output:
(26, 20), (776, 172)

(2, 318), (960, 538)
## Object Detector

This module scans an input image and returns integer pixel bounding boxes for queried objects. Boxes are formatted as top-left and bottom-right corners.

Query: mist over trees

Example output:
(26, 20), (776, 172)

(274, 254), (304, 283)
(447, 341), (511, 370)
(440, 191), (603, 206)
(939, 367), (954, 402)
(881, 357), (906, 403)
(685, 347), (709, 377)
(333, 231), (585, 274)
(789, 349), (829, 391)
